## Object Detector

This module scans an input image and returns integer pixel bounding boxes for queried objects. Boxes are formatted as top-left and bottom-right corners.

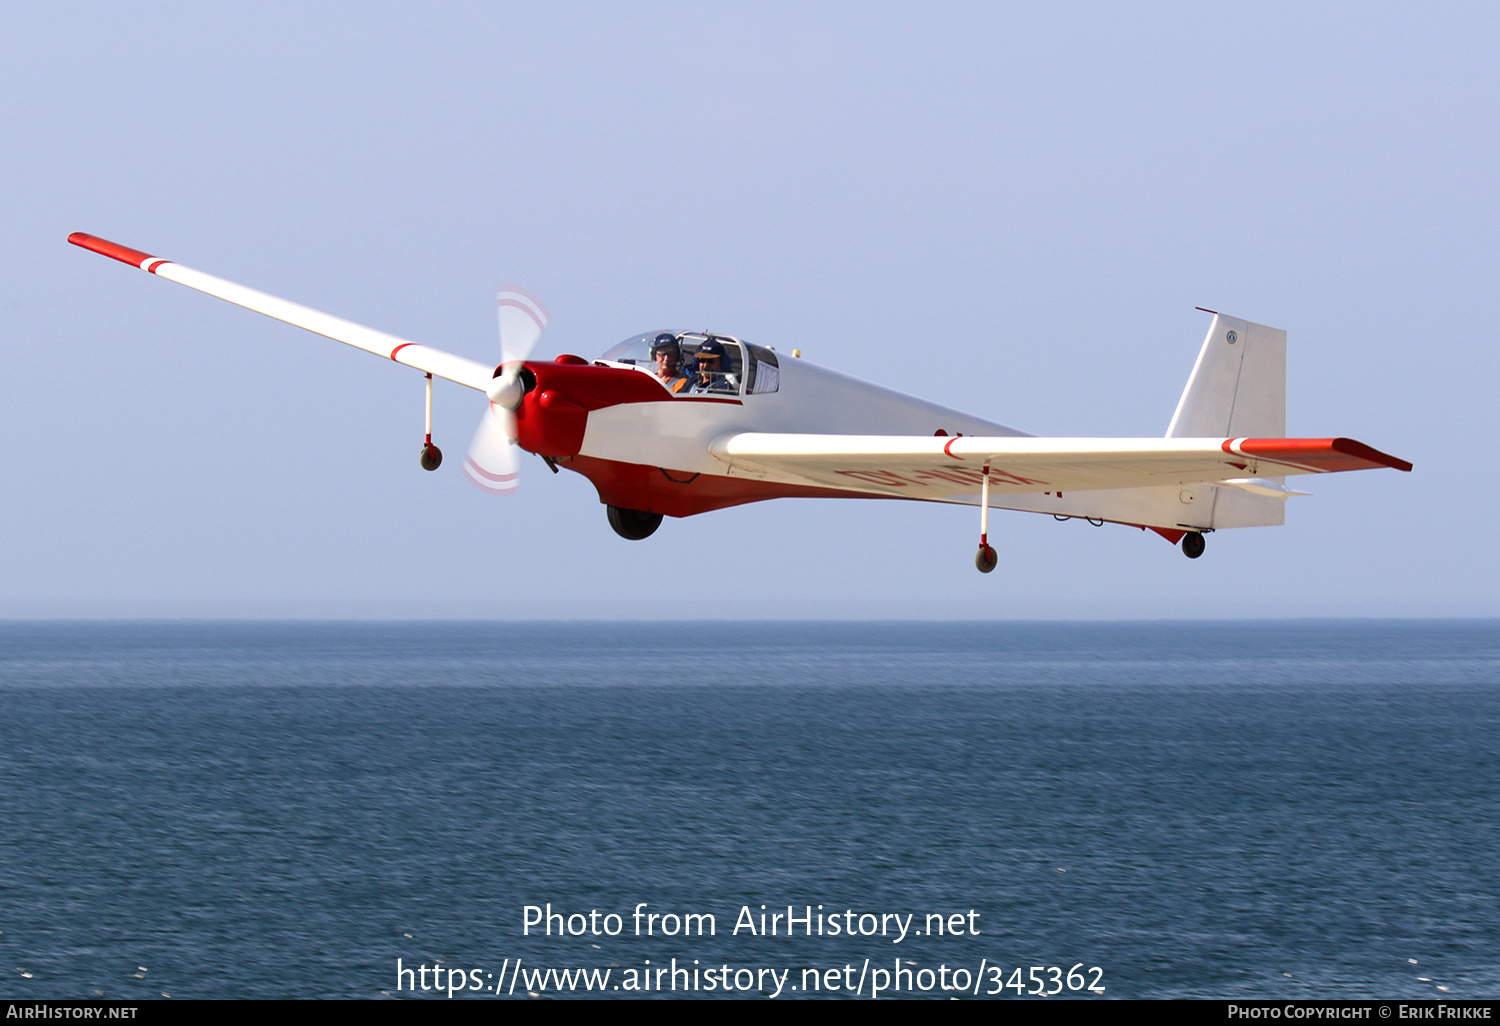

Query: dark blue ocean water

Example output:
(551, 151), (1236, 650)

(0, 621), (1496, 1000)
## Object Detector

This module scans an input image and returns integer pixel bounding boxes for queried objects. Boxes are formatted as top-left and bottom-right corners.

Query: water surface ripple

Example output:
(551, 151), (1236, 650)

(0, 621), (1495, 999)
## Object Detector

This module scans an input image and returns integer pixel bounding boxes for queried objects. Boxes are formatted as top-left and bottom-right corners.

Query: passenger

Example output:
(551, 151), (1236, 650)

(689, 339), (739, 394)
(651, 334), (692, 394)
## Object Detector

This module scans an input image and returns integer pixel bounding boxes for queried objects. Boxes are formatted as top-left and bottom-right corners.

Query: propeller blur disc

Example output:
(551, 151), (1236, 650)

(465, 286), (547, 496)
(462, 403), (520, 494)
(497, 287), (548, 363)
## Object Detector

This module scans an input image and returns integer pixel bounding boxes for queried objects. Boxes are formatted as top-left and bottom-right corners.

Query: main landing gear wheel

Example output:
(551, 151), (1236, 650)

(975, 543), (998, 574)
(607, 505), (663, 541)
(1181, 531), (1206, 559)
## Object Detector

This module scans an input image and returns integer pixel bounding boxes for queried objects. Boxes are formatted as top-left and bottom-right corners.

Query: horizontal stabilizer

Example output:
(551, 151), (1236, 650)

(1217, 478), (1310, 499)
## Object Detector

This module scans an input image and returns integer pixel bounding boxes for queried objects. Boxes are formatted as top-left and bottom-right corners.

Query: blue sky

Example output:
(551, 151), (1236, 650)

(2, 3), (1492, 618)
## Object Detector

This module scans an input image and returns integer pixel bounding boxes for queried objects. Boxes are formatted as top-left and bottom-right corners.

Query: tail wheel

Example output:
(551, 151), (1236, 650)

(1181, 532), (1206, 559)
(607, 506), (663, 540)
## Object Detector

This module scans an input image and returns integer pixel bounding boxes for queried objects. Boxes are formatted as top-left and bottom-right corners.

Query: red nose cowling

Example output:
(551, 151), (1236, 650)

(510, 355), (665, 458)
(510, 355), (868, 517)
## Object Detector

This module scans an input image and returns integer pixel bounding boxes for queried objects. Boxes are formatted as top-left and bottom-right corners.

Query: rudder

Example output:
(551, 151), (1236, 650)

(1166, 312), (1285, 438)
(1166, 312), (1288, 528)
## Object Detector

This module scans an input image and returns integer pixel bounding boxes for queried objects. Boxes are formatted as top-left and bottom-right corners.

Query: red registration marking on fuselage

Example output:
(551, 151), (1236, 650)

(835, 467), (1046, 489)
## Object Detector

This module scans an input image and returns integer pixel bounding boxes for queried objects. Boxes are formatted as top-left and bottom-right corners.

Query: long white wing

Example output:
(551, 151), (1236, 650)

(710, 433), (1411, 499)
(69, 233), (493, 391)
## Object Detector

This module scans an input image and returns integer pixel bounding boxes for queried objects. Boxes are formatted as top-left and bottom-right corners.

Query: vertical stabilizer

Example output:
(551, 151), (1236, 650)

(1167, 313), (1286, 438)
(1162, 312), (1288, 529)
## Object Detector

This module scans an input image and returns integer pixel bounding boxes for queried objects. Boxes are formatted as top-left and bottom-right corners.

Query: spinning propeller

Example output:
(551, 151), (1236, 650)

(461, 287), (548, 494)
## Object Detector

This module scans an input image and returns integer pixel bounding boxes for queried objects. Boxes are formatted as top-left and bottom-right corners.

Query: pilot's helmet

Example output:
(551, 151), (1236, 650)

(651, 333), (680, 356)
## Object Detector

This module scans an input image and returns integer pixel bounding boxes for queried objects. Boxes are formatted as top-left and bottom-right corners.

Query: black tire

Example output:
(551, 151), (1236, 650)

(975, 543), (998, 574)
(1181, 531), (1206, 559)
(607, 506), (663, 540)
(419, 444), (443, 471)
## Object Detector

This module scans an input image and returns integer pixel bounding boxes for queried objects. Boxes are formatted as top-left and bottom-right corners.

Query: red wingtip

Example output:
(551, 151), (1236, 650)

(1328, 437), (1412, 472)
(68, 232), (164, 271)
(1227, 437), (1413, 473)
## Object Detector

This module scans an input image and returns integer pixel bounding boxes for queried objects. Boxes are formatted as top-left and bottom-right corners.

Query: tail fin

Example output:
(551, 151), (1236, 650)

(1167, 312), (1285, 438)
(1164, 312), (1288, 528)
(988, 312), (1297, 533)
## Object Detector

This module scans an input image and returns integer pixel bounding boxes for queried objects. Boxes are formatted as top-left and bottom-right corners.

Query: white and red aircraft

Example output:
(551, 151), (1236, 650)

(70, 232), (1410, 572)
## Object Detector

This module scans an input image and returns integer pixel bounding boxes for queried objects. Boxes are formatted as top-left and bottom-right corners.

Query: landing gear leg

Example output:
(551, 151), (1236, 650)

(1181, 531), (1206, 559)
(975, 463), (997, 573)
(607, 506), (663, 540)
(419, 372), (443, 471)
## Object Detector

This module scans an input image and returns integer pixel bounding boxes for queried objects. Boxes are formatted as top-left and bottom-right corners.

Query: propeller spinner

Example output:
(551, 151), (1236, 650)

(463, 287), (548, 494)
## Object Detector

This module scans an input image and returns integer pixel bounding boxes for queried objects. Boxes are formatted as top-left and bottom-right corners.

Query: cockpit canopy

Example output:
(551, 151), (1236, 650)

(600, 330), (780, 395)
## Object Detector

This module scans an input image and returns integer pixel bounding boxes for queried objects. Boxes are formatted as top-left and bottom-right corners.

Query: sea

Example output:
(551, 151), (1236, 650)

(0, 620), (1495, 1001)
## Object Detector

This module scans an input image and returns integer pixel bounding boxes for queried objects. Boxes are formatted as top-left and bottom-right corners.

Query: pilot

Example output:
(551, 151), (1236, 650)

(652, 334), (692, 394)
(689, 339), (738, 394)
